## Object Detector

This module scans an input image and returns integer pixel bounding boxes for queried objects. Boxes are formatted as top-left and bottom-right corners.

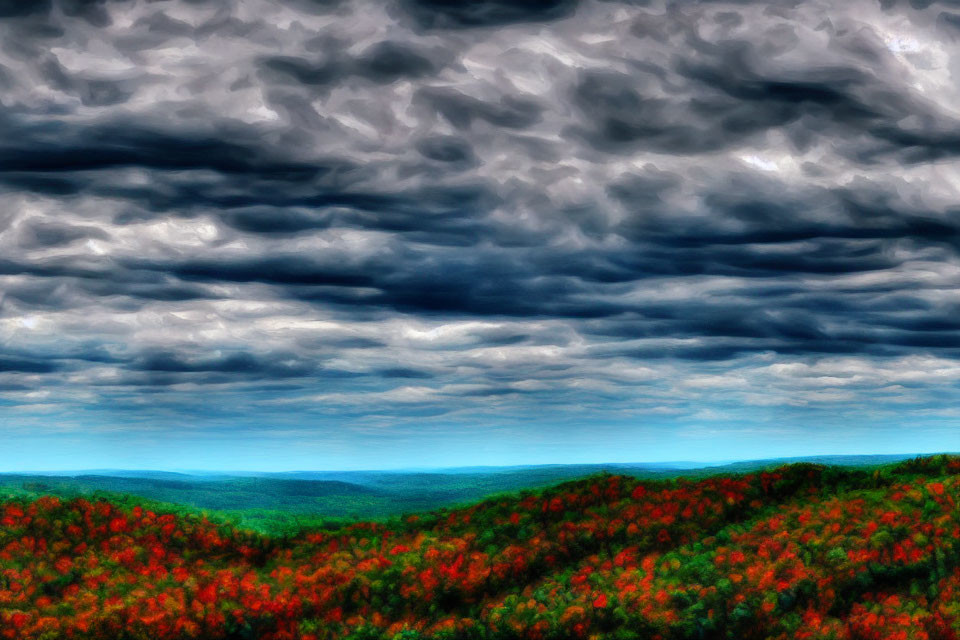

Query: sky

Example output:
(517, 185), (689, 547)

(2, 0), (960, 471)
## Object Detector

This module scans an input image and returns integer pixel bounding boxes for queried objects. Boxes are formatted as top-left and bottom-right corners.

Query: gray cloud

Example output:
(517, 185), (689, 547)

(3, 0), (960, 440)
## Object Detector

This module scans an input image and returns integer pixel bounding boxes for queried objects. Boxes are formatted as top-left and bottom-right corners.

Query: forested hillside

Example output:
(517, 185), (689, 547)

(0, 454), (918, 532)
(3, 456), (960, 639)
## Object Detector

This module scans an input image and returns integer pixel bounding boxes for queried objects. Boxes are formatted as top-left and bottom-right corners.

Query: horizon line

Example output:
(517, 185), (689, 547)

(0, 451), (951, 477)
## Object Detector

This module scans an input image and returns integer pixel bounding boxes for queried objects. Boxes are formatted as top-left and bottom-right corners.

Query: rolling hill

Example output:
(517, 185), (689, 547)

(0, 453), (926, 530)
(3, 455), (960, 638)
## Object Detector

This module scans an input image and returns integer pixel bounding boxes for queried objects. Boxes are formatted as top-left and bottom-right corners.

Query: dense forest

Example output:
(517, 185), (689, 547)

(3, 455), (960, 639)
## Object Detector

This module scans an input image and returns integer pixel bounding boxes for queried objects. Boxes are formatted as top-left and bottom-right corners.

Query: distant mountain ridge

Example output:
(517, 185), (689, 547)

(0, 453), (944, 529)
(5, 451), (929, 478)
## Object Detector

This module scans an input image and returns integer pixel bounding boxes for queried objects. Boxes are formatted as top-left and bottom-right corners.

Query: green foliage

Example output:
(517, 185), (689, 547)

(4, 455), (960, 639)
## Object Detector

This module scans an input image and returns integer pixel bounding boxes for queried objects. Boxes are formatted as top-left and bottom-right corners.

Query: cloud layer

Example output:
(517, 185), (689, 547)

(3, 0), (960, 467)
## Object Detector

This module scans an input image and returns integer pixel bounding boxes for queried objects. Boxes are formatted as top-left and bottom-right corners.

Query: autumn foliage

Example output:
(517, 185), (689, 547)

(4, 455), (960, 639)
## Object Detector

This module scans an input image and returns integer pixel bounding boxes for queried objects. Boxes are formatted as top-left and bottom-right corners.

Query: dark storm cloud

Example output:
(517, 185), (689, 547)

(212, 183), (496, 243)
(354, 41), (440, 82)
(415, 87), (544, 130)
(17, 221), (110, 248)
(2, 274), (216, 308)
(0, 1), (52, 19)
(416, 135), (477, 165)
(4, 0), (960, 429)
(125, 248), (637, 318)
(399, 0), (580, 29)
(0, 355), (61, 374)
(0, 341), (127, 376)
(259, 55), (343, 87)
(379, 367), (434, 378)
(133, 350), (318, 378)
(0, 120), (325, 177)
(258, 40), (441, 93)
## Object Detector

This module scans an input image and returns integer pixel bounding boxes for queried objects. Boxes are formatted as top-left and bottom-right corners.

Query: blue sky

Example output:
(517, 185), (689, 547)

(3, 398), (958, 471)
(2, 0), (960, 471)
